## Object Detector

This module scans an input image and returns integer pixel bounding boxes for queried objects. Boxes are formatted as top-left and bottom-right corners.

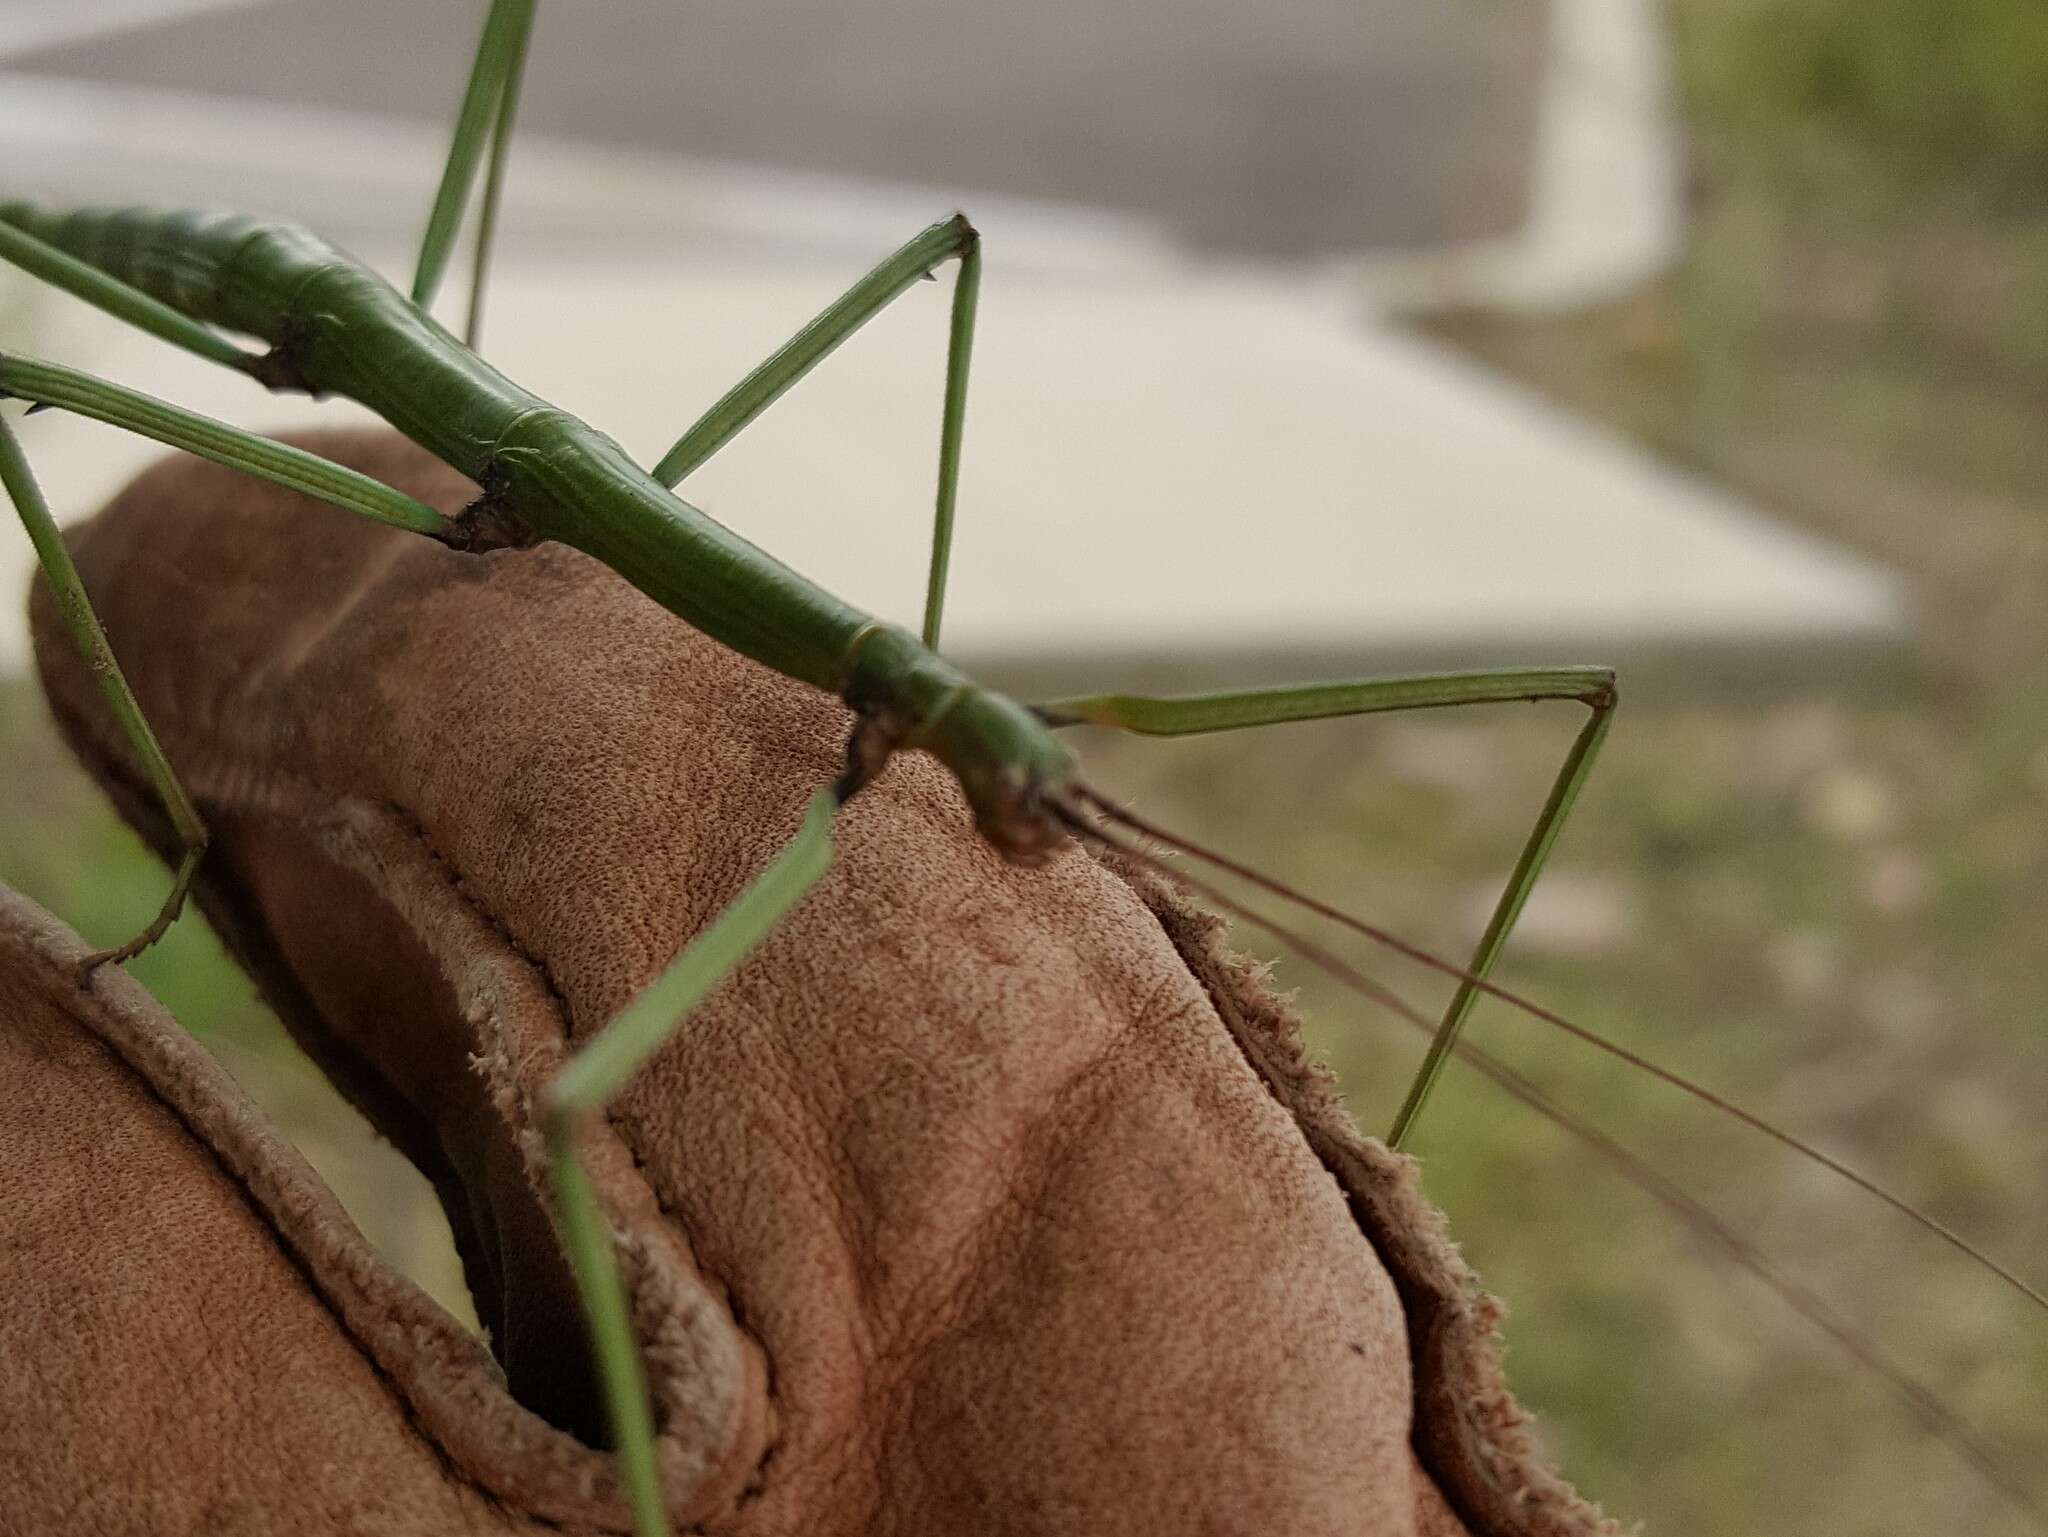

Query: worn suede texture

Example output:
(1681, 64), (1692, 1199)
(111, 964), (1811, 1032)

(22, 430), (1613, 1536)
(0, 886), (560, 1536)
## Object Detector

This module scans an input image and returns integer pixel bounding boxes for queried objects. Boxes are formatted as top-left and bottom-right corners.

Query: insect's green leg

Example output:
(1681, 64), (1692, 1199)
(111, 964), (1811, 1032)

(923, 234), (979, 650)
(1038, 667), (1618, 1148)
(542, 791), (837, 1537)
(649, 215), (984, 648)
(0, 354), (460, 541)
(0, 412), (207, 969)
(1386, 692), (1613, 1148)
(0, 347), (485, 954)
(0, 350), (501, 968)
(461, 0), (534, 350)
(0, 213), (260, 375)
(414, 0), (538, 316)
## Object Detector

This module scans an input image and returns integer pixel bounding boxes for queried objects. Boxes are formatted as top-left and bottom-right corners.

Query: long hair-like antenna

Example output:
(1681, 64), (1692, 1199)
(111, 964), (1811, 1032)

(1070, 785), (2046, 1316)
(1056, 801), (2046, 1530)
(1452, 1043), (2044, 1528)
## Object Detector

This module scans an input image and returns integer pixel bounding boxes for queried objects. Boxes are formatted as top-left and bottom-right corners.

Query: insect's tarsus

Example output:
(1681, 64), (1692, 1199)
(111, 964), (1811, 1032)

(79, 840), (208, 976)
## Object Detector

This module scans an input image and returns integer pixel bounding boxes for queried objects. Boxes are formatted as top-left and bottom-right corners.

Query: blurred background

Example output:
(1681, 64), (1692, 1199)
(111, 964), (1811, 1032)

(1, 1), (2044, 1531)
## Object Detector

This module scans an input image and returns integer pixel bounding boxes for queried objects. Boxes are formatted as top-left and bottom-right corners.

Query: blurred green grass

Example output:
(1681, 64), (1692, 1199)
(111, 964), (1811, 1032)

(3, 1), (2046, 1531)
(1383, 1), (2048, 1525)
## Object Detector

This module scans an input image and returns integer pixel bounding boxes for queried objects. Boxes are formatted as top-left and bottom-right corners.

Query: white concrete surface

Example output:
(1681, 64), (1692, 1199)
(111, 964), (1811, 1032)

(0, 239), (1904, 679)
(15, 0), (1679, 307)
(15, 0), (1554, 262)
(0, 12), (1905, 684)
(1353, 0), (1685, 313)
(0, 0), (256, 57)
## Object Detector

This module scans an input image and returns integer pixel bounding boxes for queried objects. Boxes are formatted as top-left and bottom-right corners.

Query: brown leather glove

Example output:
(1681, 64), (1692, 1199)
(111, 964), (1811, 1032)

(0, 884), (559, 1534)
(20, 430), (1612, 1536)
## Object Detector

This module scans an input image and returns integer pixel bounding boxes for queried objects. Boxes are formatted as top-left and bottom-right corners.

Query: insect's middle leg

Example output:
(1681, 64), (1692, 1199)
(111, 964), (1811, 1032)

(648, 216), (984, 649)
(1037, 667), (1618, 1147)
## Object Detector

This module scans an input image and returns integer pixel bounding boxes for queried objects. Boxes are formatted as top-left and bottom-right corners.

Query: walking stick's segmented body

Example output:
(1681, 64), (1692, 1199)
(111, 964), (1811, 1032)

(1, 4), (2040, 1533)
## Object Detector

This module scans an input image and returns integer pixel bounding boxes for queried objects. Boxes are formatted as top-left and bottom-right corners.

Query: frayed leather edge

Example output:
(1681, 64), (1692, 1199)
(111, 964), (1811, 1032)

(27, 686), (771, 1535)
(0, 884), (586, 1533)
(1088, 845), (1621, 1537)
(314, 797), (777, 1527)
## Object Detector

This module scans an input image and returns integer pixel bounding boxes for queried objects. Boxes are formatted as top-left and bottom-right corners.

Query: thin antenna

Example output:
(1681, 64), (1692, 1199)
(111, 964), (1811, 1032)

(1074, 786), (2047, 1315)
(1062, 805), (2046, 1529)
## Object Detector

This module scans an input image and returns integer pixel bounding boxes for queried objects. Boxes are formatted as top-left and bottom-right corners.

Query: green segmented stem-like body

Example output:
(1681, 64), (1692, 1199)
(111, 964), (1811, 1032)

(0, 201), (1072, 854)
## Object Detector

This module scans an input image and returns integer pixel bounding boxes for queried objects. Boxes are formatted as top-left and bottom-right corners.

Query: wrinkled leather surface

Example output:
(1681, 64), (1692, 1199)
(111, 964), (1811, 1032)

(22, 431), (1611, 1536)
(0, 886), (554, 1537)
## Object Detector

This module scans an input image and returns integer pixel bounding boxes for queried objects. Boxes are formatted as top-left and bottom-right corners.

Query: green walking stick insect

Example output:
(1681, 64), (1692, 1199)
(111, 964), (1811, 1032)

(2, 4), (2042, 1532)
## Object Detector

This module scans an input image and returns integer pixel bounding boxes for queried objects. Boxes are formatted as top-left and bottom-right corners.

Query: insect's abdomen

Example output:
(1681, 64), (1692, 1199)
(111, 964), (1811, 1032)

(30, 431), (1605, 1536)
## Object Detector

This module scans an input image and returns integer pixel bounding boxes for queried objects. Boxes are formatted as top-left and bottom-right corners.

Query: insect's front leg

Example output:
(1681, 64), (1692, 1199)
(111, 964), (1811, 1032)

(648, 213), (984, 652)
(541, 789), (838, 1537)
(1035, 665), (1619, 1143)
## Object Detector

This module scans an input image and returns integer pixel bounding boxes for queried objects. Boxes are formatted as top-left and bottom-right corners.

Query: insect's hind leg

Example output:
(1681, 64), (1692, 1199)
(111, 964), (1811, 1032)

(649, 215), (984, 650)
(541, 791), (837, 1537)
(0, 413), (207, 971)
(1036, 667), (1618, 1148)
(412, 0), (537, 336)
(0, 357), (483, 967)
